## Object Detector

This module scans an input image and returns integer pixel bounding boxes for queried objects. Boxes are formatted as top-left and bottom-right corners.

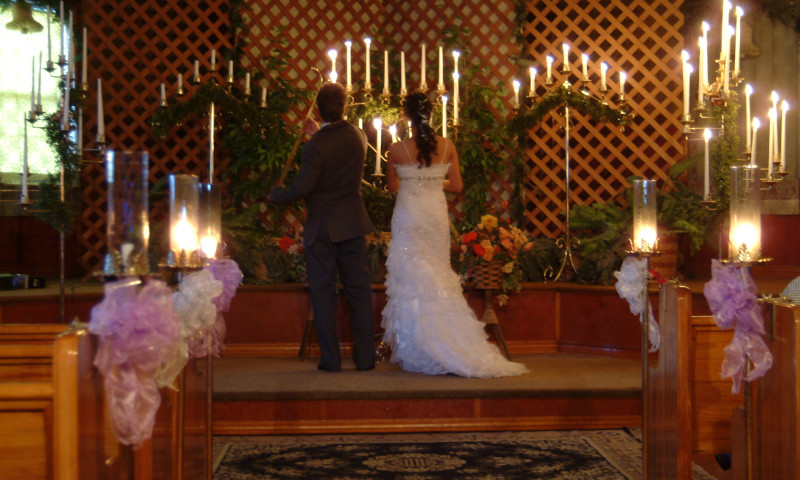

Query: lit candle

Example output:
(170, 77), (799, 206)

(780, 101), (788, 169)
(730, 221), (759, 258)
(328, 49), (337, 83)
(600, 62), (608, 90)
(67, 12), (73, 81)
(453, 50), (460, 75)
(767, 107), (775, 176)
(681, 50), (690, 116)
(227, 59), (234, 83)
(453, 72), (459, 124)
(750, 117), (760, 165)
(744, 84), (752, 150)
(701, 21), (710, 87)
(420, 43), (426, 88)
(562, 43), (569, 67)
(358, 118), (363, 129)
(21, 116), (28, 203)
(244, 72), (250, 94)
(546, 55), (554, 83)
(704, 128), (712, 197)
(383, 50), (389, 94)
(529, 66), (536, 94)
(632, 179), (657, 253)
(46, 6), (51, 63)
(581, 53), (588, 78)
(344, 40), (352, 88)
(81, 27), (87, 85)
(59, 1), (64, 60)
(438, 46), (443, 90)
(512, 79), (520, 109)
(734, 6), (743, 76)
(697, 36), (706, 106)
(173, 210), (198, 253)
(400, 51), (406, 93)
(721, 0), (731, 61)
(210, 102), (215, 180)
(442, 95), (448, 138)
(771, 91), (780, 165)
(723, 24), (732, 94)
(373, 117), (382, 175)
(97, 78), (104, 139)
(619, 71), (627, 97)
(194, 59), (199, 78)
(364, 37), (371, 88)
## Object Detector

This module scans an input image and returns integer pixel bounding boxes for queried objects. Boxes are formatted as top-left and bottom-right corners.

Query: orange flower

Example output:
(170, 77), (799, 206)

(462, 231), (478, 244)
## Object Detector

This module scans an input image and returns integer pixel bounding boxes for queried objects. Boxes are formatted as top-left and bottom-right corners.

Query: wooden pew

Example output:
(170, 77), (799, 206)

(0, 324), (68, 480)
(748, 301), (800, 479)
(0, 323), (211, 480)
(645, 282), (744, 479)
(52, 327), (213, 480)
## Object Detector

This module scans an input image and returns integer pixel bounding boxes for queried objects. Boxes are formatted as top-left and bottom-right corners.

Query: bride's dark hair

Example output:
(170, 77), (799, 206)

(404, 92), (437, 167)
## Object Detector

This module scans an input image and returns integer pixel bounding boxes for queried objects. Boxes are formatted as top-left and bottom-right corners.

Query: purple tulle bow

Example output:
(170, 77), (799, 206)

(89, 278), (180, 446)
(704, 259), (773, 393)
(202, 258), (243, 356)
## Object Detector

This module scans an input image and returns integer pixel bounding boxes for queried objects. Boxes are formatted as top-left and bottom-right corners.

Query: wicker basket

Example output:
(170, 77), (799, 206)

(472, 260), (503, 290)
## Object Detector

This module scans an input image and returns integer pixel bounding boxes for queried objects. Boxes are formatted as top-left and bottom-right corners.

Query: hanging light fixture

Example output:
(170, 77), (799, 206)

(5, 2), (44, 34)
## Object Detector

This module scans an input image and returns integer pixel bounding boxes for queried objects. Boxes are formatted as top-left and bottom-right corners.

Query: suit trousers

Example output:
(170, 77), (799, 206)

(305, 230), (375, 371)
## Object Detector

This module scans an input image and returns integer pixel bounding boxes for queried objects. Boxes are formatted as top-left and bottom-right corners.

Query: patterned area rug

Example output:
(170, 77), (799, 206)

(213, 429), (718, 479)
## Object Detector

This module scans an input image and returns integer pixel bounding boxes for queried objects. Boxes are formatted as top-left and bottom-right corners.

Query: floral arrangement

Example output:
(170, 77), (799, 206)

(277, 227), (306, 282)
(455, 214), (534, 304)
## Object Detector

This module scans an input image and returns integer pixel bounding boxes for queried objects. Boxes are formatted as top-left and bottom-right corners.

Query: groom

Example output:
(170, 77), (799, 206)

(269, 82), (375, 372)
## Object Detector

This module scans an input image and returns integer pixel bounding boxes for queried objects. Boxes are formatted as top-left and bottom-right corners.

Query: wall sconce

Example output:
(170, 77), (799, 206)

(103, 151), (150, 277)
(729, 164), (761, 263)
(198, 182), (221, 259)
(166, 173), (201, 268)
(632, 179), (658, 254)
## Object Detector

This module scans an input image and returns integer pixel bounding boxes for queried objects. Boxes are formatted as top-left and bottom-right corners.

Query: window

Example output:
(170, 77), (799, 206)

(0, 7), (62, 181)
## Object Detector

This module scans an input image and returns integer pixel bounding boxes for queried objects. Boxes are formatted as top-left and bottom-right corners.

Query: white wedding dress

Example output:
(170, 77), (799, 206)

(380, 162), (529, 378)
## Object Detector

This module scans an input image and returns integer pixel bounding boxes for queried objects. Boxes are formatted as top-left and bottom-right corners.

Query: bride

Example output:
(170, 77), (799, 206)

(380, 92), (528, 378)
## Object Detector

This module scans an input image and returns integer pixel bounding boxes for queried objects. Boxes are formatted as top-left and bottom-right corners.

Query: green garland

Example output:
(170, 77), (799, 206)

(508, 84), (631, 134)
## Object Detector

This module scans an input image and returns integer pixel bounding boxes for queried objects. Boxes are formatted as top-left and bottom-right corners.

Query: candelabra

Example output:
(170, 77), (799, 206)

(513, 50), (633, 283)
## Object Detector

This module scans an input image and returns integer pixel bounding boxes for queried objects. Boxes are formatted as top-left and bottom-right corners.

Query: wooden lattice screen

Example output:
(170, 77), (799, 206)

(77, 0), (685, 272)
(521, 0), (685, 237)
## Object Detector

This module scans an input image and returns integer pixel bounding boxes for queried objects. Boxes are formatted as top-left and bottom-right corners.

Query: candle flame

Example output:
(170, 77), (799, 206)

(781, 100), (789, 112)
(702, 21), (710, 32)
(372, 117), (382, 128)
(200, 235), (218, 258)
(745, 83), (752, 95)
(704, 128), (712, 141)
(752, 117), (760, 129)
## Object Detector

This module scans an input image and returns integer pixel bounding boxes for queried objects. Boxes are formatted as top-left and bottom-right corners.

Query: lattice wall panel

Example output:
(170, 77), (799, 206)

(81, 0), (232, 271)
(521, 0), (685, 237)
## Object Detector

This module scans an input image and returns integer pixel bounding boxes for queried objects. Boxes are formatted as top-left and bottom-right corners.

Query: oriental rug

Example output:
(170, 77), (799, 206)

(213, 429), (717, 479)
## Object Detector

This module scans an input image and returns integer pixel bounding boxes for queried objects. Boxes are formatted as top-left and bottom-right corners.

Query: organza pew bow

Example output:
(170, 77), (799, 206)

(89, 278), (180, 446)
(703, 259), (772, 394)
(614, 255), (660, 352)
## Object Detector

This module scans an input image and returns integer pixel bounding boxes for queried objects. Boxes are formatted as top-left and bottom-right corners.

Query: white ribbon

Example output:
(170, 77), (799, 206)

(614, 255), (660, 352)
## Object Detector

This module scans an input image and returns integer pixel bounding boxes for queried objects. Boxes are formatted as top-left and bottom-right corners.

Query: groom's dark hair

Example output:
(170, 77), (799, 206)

(316, 83), (347, 123)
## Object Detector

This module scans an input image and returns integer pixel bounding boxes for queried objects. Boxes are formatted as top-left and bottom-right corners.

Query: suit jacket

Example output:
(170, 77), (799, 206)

(269, 119), (375, 246)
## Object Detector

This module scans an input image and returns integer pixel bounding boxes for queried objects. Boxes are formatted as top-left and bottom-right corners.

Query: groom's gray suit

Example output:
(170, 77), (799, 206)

(269, 119), (375, 371)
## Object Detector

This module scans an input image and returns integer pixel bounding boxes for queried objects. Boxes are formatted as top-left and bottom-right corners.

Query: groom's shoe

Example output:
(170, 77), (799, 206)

(357, 364), (375, 371)
(317, 362), (341, 372)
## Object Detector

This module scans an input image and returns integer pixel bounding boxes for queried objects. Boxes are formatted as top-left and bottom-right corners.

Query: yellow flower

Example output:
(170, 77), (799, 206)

(502, 262), (515, 274)
(480, 240), (495, 261)
(480, 214), (498, 231)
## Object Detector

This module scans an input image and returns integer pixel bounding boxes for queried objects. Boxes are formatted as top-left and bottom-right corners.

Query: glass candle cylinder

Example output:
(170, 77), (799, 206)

(729, 164), (761, 262)
(105, 150), (149, 275)
(168, 174), (199, 257)
(632, 179), (657, 253)
(198, 182), (222, 259)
